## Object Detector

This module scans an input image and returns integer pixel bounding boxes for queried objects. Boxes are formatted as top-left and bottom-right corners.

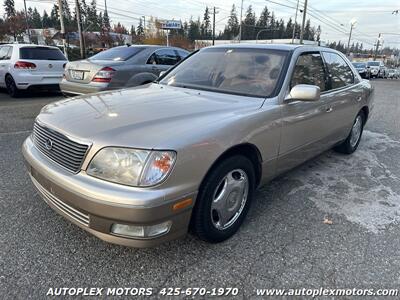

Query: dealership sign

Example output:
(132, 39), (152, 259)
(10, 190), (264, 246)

(158, 20), (182, 30)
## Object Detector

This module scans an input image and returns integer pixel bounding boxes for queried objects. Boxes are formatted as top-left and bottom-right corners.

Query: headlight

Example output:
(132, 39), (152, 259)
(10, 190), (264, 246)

(87, 147), (176, 187)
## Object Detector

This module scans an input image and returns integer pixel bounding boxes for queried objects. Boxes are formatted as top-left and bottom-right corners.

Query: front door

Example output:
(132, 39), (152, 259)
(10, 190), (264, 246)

(277, 52), (331, 175)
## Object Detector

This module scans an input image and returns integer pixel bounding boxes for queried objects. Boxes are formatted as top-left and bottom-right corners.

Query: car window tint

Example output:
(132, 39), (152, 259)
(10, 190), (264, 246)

(322, 52), (354, 89)
(160, 48), (288, 98)
(177, 49), (189, 60)
(0, 46), (10, 60)
(155, 49), (179, 65)
(89, 46), (144, 61)
(290, 53), (326, 92)
(147, 53), (157, 64)
(20, 47), (66, 60)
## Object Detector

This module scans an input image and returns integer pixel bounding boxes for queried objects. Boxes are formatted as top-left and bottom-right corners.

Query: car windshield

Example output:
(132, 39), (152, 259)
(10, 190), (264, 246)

(20, 47), (66, 60)
(159, 48), (288, 98)
(352, 62), (366, 68)
(367, 61), (380, 66)
(89, 46), (144, 61)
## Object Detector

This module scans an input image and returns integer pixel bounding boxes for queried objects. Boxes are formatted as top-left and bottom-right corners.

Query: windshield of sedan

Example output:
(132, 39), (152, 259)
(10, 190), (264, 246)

(89, 46), (144, 61)
(159, 48), (288, 97)
(352, 62), (366, 68)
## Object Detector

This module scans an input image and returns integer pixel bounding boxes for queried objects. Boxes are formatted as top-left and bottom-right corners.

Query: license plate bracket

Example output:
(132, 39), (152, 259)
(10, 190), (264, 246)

(71, 70), (84, 80)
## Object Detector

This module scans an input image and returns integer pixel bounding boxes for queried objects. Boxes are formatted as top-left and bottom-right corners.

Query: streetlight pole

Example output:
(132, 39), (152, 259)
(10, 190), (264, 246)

(374, 33), (381, 61)
(23, 0), (31, 43)
(238, 0), (243, 43)
(346, 19), (357, 56)
(299, 0), (308, 44)
(57, 0), (68, 59)
(75, 0), (84, 58)
(291, 0), (300, 44)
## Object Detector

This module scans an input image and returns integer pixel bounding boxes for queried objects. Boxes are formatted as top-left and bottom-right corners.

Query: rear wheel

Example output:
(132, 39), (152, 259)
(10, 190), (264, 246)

(5, 75), (20, 98)
(191, 155), (255, 243)
(334, 111), (365, 154)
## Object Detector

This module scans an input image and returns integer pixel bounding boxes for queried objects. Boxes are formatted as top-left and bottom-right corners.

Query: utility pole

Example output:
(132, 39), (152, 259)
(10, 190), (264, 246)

(212, 7), (219, 45)
(57, 0), (68, 59)
(291, 0), (300, 44)
(238, 0), (243, 43)
(374, 33), (381, 61)
(23, 0), (31, 43)
(346, 23), (355, 56)
(299, 0), (308, 44)
(75, 0), (84, 58)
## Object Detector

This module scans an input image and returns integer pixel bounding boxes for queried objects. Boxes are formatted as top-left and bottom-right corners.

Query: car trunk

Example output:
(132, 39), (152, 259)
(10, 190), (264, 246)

(19, 46), (67, 76)
(65, 60), (124, 84)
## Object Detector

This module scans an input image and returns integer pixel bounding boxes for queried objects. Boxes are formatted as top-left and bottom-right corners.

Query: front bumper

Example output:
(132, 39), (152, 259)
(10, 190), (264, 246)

(22, 136), (196, 247)
(60, 79), (109, 95)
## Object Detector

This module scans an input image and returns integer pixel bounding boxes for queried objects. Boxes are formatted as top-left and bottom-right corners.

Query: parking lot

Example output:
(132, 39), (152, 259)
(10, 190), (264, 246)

(1, 79), (400, 298)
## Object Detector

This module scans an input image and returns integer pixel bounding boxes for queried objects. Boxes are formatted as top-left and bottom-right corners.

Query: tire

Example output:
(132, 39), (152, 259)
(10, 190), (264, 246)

(5, 75), (20, 98)
(334, 111), (365, 154)
(190, 155), (255, 243)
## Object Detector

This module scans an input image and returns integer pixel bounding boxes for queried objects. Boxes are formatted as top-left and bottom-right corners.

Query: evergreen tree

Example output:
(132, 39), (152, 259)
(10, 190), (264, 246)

(303, 19), (311, 40)
(50, 5), (60, 29)
(136, 18), (144, 37)
(88, 0), (100, 31)
(31, 8), (42, 28)
(242, 5), (256, 40)
(256, 6), (269, 39)
(103, 10), (110, 30)
(3, 0), (15, 18)
(188, 17), (200, 42)
(200, 7), (211, 39)
(285, 18), (293, 39)
(42, 10), (51, 28)
(277, 19), (285, 38)
(224, 4), (239, 39)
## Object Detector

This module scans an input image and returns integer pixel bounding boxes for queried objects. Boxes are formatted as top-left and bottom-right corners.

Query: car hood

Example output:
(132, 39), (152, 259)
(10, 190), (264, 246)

(37, 84), (264, 149)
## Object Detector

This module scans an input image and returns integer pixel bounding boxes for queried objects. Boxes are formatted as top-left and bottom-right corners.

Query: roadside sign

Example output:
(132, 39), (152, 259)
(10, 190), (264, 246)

(158, 20), (182, 30)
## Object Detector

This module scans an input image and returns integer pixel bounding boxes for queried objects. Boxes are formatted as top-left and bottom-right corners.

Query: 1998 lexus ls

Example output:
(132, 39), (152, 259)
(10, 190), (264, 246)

(22, 44), (373, 247)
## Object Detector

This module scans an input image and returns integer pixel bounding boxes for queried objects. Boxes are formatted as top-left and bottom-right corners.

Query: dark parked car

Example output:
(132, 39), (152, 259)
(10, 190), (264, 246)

(60, 45), (189, 95)
(352, 62), (369, 79)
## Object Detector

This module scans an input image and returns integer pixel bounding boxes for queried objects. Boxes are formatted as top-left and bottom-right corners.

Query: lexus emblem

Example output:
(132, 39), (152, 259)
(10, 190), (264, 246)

(45, 138), (53, 150)
(48, 64), (53, 69)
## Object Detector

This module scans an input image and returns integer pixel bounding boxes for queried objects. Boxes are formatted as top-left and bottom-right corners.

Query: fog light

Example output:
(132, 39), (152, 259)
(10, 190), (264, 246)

(111, 221), (171, 238)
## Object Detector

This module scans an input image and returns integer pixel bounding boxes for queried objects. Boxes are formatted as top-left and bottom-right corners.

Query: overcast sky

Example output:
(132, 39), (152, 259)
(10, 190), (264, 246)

(5, 0), (400, 48)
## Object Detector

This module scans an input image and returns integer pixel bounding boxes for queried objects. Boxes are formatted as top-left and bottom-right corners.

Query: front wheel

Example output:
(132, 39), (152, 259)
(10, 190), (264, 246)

(334, 111), (365, 154)
(190, 155), (255, 243)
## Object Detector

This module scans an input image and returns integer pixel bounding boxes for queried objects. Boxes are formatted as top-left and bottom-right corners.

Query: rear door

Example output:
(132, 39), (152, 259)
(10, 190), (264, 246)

(19, 46), (67, 76)
(148, 48), (180, 75)
(321, 51), (361, 141)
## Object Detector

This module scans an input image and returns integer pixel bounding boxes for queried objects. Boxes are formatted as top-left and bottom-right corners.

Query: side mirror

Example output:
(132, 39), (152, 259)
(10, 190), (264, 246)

(285, 84), (320, 102)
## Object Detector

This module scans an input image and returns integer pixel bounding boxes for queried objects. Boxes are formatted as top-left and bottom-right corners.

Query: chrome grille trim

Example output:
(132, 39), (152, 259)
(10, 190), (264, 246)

(31, 176), (90, 227)
(32, 121), (90, 173)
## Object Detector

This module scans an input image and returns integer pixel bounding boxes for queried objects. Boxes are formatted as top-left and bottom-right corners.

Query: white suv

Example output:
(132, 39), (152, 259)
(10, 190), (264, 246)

(0, 44), (67, 97)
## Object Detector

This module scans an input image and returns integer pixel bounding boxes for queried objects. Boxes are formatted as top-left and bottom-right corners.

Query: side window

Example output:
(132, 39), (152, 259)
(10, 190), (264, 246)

(290, 52), (327, 92)
(155, 49), (179, 65)
(0, 47), (8, 60)
(5, 46), (12, 59)
(147, 53), (157, 65)
(176, 49), (189, 61)
(322, 52), (354, 89)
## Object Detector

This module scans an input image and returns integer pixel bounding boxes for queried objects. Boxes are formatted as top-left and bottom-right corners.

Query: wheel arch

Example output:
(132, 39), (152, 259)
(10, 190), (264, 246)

(360, 106), (369, 124)
(199, 143), (263, 191)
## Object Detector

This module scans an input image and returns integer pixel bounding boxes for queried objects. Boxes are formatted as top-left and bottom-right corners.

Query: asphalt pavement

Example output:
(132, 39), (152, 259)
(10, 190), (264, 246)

(0, 80), (400, 299)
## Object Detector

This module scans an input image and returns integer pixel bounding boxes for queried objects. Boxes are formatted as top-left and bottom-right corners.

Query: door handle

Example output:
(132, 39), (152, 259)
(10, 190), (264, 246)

(326, 107), (333, 113)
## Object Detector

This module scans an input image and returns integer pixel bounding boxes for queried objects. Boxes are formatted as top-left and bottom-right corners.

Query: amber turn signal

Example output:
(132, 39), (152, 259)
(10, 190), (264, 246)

(173, 198), (193, 211)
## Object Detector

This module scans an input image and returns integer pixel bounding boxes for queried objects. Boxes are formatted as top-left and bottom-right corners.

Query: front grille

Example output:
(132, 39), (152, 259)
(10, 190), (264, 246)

(32, 122), (89, 173)
(32, 176), (90, 227)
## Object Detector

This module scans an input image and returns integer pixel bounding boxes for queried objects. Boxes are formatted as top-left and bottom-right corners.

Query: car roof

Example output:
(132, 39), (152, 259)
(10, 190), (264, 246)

(1, 43), (60, 49)
(205, 43), (340, 54)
